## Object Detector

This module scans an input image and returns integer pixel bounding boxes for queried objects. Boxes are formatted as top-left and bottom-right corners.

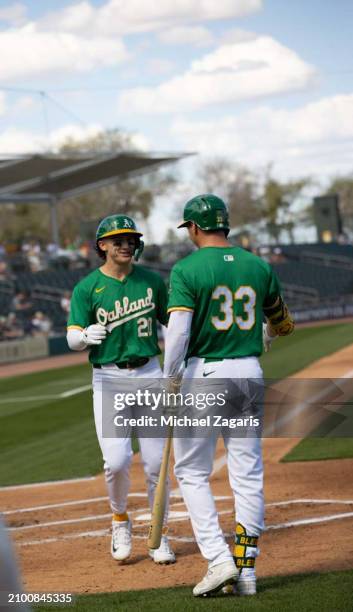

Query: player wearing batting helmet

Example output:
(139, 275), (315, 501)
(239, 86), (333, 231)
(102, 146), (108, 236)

(67, 214), (175, 565)
(163, 194), (294, 597)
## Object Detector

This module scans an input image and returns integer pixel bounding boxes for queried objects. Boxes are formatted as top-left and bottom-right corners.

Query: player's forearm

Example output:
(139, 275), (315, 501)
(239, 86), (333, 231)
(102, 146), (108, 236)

(163, 310), (192, 378)
(66, 328), (87, 351)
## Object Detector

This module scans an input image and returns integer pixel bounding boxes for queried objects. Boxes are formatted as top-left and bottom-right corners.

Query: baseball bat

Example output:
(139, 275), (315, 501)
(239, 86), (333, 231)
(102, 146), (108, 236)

(147, 426), (173, 549)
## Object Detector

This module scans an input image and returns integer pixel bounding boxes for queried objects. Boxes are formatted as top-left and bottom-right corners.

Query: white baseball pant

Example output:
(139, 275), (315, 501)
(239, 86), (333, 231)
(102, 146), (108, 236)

(174, 356), (264, 567)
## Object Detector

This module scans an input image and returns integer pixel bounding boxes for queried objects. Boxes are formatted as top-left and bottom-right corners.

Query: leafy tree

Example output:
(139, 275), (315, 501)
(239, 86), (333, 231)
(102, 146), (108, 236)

(198, 158), (262, 228)
(261, 169), (310, 242)
(198, 158), (310, 242)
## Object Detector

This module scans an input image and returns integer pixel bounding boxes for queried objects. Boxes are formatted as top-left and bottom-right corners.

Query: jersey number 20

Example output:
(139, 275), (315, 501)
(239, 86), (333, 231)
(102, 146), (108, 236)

(211, 285), (256, 331)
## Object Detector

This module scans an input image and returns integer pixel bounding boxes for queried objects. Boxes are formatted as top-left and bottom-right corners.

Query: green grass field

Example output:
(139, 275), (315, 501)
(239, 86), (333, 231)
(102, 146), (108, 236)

(259, 321), (353, 379)
(0, 363), (101, 485)
(33, 570), (353, 612)
(283, 437), (353, 462)
(1, 321), (353, 485)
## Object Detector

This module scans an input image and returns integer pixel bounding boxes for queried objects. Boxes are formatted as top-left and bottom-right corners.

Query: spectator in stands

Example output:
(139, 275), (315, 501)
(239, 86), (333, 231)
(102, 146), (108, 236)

(27, 241), (42, 272)
(60, 291), (71, 316)
(46, 242), (58, 256)
(11, 291), (33, 314)
(0, 316), (6, 341)
(271, 247), (285, 263)
(31, 311), (52, 336)
(79, 241), (90, 260)
(2, 313), (24, 340)
(0, 260), (9, 281)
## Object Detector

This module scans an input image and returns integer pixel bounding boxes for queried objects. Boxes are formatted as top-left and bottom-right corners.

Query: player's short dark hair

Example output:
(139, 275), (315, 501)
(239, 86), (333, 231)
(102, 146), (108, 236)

(95, 240), (106, 260)
(203, 228), (229, 237)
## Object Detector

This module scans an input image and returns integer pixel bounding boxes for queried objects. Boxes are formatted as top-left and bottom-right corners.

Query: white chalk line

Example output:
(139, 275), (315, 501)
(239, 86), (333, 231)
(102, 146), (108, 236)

(0, 384), (92, 405)
(2, 494), (231, 516)
(7, 498), (353, 534)
(266, 498), (353, 507)
(15, 510), (353, 548)
(266, 511), (353, 530)
(0, 476), (98, 491)
(8, 502), (188, 532)
(60, 385), (92, 398)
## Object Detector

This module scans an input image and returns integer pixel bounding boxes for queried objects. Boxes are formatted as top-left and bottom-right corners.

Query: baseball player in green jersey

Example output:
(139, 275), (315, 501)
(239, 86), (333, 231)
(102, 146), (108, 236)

(163, 194), (294, 596)
(67, 214), (175, 565)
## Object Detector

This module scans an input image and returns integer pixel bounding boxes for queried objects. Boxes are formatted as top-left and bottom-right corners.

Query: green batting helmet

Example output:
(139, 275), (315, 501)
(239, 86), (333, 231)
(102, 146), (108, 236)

(178, 194), (230, 235)
(96, 214), (144, 261)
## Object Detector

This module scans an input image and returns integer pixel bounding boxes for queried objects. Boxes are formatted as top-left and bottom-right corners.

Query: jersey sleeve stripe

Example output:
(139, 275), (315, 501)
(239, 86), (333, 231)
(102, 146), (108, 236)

(67, 325), (84, 331)
(167, 306), (194, 313)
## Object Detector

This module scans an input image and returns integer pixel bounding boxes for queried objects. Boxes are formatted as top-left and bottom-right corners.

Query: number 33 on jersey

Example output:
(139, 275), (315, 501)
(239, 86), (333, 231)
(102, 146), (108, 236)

(167, 246), (282, 360)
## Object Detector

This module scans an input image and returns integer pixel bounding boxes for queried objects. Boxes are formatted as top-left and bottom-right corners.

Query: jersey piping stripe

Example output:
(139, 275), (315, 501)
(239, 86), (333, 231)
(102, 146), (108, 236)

(167, 306), (194, 313)
(67, 325), (84, 331)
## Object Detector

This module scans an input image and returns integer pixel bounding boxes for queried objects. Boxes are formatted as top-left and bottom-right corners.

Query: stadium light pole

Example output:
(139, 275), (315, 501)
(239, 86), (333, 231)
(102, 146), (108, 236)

(49, 195), (60, 246)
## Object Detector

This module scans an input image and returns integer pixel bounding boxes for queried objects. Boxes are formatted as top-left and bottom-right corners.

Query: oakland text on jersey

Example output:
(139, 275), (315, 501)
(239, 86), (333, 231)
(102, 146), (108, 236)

(96, 287), (155, 330)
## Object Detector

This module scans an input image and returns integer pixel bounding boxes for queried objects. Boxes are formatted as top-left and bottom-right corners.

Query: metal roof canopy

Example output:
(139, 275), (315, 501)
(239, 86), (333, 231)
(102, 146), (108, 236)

(0, 152), (185, 244)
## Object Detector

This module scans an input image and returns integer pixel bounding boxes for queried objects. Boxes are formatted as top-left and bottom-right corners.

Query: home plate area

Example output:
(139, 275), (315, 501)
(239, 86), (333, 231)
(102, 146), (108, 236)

(3, 451), (353, 595)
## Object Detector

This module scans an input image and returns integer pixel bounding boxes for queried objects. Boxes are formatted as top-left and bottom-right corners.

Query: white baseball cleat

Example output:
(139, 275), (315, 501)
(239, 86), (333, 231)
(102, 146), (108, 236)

(149, 535), (176, 564)
(111, 519), (132, 561)
(193, 560), (238, 597)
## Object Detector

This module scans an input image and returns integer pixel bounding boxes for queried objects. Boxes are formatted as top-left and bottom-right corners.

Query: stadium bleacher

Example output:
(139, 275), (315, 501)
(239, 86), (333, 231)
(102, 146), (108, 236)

(273, 262), (353, 297)
(1, 241), (353, 334)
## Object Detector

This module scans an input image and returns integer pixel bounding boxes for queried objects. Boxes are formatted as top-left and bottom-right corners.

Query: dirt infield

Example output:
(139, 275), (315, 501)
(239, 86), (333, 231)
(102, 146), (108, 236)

(2, 344), (353, 594)
(0, 352), (87, 379)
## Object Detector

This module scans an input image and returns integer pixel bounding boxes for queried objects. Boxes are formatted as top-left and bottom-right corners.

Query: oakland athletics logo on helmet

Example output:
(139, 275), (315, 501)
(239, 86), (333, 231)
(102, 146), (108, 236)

(177, 194), (230, 235)
(96, 214), (144, 261)
(96, 215), (143, 241)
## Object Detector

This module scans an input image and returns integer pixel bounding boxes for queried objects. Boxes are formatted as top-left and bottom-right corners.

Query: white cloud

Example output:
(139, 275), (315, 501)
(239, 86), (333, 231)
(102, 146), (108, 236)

(0, 24), (128, 81)
(0, 128), (44, 155)
(158, 25), (214, 47)
(0, 123), (150, 156)
(170, 94), (353, 178)
(220, 28), (258, 45)
(0, 93), (6, 116)
(48, 124), (104, 150)
(0, 124), (101, 155)
(117, 35), (315, 113)
(0, 1), (262, 82)
(145, 58), (176, 75)
(0, 3), (27, 26)
(38, 0), (262, 35)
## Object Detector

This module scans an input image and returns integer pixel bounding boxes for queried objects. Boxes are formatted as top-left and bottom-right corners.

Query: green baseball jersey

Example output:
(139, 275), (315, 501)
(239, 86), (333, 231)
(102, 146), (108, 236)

(68, 265), (168, 364)
(168, 246), (281, 360)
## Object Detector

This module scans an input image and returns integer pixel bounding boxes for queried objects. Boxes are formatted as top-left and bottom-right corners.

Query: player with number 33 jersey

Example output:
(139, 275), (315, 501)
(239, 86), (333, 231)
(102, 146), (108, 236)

(164, 194), (294, 597)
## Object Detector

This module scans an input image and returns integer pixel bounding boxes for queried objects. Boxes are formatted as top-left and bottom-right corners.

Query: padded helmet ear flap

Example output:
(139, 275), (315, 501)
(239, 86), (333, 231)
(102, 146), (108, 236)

(134, 239), (144, 261)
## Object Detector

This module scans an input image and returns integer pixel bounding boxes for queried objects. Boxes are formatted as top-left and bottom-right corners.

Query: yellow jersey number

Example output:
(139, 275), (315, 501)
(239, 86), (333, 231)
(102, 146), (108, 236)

(211, 285), (256, 331)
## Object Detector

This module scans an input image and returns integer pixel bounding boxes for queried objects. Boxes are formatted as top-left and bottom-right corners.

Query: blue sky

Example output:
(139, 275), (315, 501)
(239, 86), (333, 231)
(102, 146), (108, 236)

(0, 0), (352, 240)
